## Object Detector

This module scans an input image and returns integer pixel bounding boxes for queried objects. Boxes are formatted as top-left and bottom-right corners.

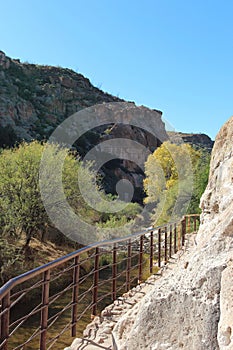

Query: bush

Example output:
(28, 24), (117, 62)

(0, 237), (24, 284)
(0, 141), (93, 246)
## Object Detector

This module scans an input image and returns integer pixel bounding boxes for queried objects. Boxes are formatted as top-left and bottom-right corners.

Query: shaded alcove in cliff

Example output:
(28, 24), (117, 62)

(73, 123), (163, 204)
(98, 158), (145, 204)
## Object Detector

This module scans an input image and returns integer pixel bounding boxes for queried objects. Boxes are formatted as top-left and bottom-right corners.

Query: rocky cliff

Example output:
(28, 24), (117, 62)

(167, 131), (214, 151)
(0, 50), (213, 203)
(113, 116), (233, 349)
(0, 50), (167, 202)
(0, 50), (122, 142)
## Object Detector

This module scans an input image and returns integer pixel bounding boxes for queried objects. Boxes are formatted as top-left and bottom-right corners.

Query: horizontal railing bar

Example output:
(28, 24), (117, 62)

(10, 283), (74, 331)
(75, 303), (93, 322)
(0, 218), (198, 299)
(115, 282), (127, 294)
(116, 255), (128, 262)
(50, 264), (75, 280)
(76, 285), (94, 304)
(0, 305), (10, 319)
(46, 320), (72, 349)
(39, 302), (93, 346)
(115, 270), (128, 280)
(73, 253), (95, 266)
(11, 325), (41, 350)
(9, 303), (42, 330)
(0, 339), (7, 349)
(96, 291), (113, 305)
(98, 264), (113, 273)
(0, 214), (200, 350)
(131, 252), (141, 259)
(48, 282), (73, 305)
(98, 276), (115, 288)
(47, 301), (73, 327)
(10, 290), (77, 342)
(129, 277), (138, 285)
(78, 268), (95, 285)
(10, 278), (44, 301)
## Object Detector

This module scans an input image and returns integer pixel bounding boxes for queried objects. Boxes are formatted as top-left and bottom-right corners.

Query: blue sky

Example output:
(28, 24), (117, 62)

(1, 0), (232, 139)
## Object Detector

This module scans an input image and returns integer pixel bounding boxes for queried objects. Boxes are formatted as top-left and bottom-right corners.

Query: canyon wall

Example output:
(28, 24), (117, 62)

(0, 51), (214, 203)
(0, 51), (167, 202)
(113, 116), (233, 349)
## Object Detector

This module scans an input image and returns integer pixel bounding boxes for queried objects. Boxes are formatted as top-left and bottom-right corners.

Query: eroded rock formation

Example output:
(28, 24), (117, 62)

(167, 131), (214, 151)
(0, 51), (167, 202)
(0, 50), (122, 141)
(113, 116), (233, 349)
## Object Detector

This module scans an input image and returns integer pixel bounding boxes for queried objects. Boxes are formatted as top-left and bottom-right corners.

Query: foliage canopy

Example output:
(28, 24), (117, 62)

(144, 141), (210, 224)
(0, 141), (141, 282)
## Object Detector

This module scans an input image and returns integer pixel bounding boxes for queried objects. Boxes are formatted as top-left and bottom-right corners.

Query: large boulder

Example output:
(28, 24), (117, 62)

(113, 116), (233, 349)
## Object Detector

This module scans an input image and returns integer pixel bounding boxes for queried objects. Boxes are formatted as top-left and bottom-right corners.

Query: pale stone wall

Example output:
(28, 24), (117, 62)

(112, 116), (233, 349)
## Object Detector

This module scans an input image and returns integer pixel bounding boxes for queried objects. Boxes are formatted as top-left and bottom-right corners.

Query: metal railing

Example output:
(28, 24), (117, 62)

(0, 214), (200, 350)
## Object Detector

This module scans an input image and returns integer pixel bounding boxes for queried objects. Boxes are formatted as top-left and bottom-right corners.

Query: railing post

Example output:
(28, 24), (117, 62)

(194, 215), (197, 231)
(158, 228), (161, 268)
(71, 256), (80, 337)
(178, 223), (181, 250)
(169, 224), (172, 258)
(92, 248), (99, 318)
(188, 215), (191, 233)
(164, 226), (168, 264)
(181, 217), (186, 246)
(138, 235), (143, 283)
(174, 223), (177, 253)
(126, 240), (131, 291)
(0, 292), (10, 350)
(40, 269), (50, 350)
(0, 215), (201, 350)
(112, 244), (117, 301)
(150, 231), (154, 274)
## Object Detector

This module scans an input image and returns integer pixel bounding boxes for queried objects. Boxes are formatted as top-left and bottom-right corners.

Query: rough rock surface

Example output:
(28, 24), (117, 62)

(0, 50), (167, 202)
(0, 50), (214, 203)
(112, 116), (233, 349)
(167, 131), (214, 151)
(65, 235), (195, 350)
(0, 50), (123, 142)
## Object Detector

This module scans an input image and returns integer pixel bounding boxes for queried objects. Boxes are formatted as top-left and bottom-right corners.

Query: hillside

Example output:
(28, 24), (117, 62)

(0, 50), (123, 142)
(0, 51), (168, 202)
(0, 51), (213, 203)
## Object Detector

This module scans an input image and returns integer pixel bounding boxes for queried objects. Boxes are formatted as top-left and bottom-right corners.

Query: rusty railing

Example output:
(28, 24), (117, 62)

(0, 214), (200, 350)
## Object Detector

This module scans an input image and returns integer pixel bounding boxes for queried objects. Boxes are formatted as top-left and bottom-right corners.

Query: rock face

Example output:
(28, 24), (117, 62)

(167, 131), (214, 151)
(0, 50), (122, 142)
(113, 116), (233, 349)
(0, 50), (166, 202)
(0, 50), (214, 203)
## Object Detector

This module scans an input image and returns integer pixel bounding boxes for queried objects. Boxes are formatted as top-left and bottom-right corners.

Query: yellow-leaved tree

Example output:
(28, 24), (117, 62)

(144, 141), (208, 225)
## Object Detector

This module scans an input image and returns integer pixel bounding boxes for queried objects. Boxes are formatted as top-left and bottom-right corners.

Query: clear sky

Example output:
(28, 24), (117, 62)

(1, 0), (232, 140)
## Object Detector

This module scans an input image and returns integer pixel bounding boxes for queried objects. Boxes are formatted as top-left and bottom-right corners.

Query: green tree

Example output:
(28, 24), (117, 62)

(0, 141), (142, 247)
(188, 149), (211, 213)
(0, 141), (89, 246)
(0, 237), (24, 284)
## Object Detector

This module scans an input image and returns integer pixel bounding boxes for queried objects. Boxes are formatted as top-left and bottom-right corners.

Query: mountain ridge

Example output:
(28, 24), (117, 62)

(0, 51), (213, 203)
